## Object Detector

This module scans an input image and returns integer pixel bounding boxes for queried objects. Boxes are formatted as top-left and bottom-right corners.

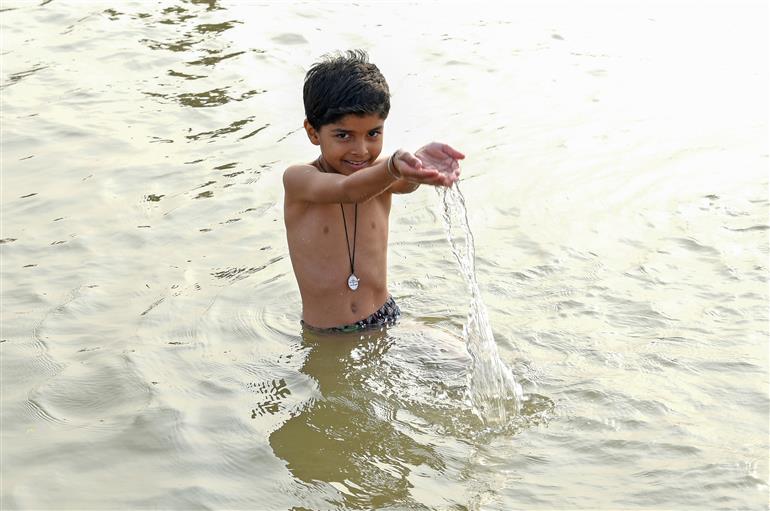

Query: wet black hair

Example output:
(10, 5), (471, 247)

(303, 49), (390, 130)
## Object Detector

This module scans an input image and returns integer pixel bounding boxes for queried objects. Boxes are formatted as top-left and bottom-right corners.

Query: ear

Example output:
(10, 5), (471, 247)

(303, 119), (320, 146)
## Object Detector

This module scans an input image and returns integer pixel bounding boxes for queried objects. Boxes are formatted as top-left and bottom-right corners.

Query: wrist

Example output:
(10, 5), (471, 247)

(386, 151), (402, 180)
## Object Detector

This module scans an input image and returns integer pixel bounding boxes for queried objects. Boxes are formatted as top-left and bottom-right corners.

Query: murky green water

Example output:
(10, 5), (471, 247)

(2, 1), (768, 509)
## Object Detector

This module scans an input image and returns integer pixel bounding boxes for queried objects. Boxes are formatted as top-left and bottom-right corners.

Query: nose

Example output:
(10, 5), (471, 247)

(351, 138), (367, 158)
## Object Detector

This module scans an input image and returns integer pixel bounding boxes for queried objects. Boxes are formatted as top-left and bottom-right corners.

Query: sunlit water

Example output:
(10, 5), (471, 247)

(2, 1), (768, 509)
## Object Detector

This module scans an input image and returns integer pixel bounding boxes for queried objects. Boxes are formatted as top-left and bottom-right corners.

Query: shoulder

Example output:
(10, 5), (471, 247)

(284, 163), (318, 179)
(283, 163), (319, 188)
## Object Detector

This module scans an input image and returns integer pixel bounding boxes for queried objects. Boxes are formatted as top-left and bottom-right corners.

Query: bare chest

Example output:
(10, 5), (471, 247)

(286, 197), (391, 279)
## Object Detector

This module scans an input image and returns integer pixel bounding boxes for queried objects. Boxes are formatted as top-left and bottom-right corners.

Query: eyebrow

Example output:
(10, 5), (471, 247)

(331, 125), (384, 133)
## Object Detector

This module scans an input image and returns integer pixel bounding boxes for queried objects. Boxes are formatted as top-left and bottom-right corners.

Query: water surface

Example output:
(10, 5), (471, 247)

(2, 1), (768, 509)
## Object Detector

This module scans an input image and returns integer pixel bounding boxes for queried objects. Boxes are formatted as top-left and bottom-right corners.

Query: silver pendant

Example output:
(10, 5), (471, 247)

(347, 274), (359, 291)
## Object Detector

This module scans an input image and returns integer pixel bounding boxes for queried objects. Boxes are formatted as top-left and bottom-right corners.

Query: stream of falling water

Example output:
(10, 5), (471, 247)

(440, 185), (524, 426)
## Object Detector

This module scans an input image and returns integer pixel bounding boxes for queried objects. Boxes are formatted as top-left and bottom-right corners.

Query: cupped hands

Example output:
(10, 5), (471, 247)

(393, 142), (465, 187)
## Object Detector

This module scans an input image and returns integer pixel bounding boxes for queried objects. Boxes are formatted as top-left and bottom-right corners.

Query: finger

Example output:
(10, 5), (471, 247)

(400, 152), (423, 170)
(441, 144), (465, 160)
(443, 175), (458, 187)
(395, 152), (423, 176)
(427, 169), (454, 187)
(399, 161), (426, 179)
(416, 167), (441, 183)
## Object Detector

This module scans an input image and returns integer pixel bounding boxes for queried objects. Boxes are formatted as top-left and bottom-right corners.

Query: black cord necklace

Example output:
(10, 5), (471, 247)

(340, 203), (359, 291)
(315, 156), (360, 291)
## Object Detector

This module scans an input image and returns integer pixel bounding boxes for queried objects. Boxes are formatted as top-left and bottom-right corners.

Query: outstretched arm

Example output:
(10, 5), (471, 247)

(283, 159), (398, 204)
(283, 142), (465, 204)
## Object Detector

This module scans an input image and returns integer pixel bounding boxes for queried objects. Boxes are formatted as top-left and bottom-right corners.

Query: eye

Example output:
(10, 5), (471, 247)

(335, 133), (350, 140)
(368, 130), (382, 138)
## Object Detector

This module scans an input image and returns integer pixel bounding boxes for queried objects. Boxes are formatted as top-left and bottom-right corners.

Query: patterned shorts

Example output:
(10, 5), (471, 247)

(302, 296), (401, 334)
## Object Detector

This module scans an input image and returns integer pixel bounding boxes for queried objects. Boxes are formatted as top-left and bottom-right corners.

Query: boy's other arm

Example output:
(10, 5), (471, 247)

(389, 180), (421, 194)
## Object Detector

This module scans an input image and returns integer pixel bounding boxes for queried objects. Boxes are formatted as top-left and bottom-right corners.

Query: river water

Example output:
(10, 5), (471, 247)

(2, 1), (768, 509)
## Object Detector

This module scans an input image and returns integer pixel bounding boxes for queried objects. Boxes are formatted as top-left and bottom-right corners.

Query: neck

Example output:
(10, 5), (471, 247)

(315, 156), (352, 176)
(315, 156), (331, 173)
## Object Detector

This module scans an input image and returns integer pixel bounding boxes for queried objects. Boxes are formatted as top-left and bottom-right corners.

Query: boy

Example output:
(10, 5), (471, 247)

(283, 50), (465, 333)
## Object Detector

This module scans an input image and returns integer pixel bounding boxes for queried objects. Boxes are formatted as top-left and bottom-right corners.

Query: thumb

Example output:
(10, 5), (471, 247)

(442, 144), (465, 160)
(399, 151), (423, 170)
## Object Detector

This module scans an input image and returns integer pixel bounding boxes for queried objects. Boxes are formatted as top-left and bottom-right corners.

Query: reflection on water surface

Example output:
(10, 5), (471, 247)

(1, 0), (767, 509)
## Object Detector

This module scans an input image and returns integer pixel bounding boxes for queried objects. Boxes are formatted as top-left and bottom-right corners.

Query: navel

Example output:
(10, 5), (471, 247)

(323, 225), (329, 234)
(370, 221), (376, 230)
(350, 302), (358, 314)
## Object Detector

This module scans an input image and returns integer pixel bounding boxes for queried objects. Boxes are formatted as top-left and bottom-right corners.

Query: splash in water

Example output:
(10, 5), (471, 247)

(440, 185), (524, 426)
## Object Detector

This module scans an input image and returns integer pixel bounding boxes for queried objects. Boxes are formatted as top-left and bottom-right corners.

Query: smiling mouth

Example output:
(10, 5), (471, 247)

(344, 159), (369, 167)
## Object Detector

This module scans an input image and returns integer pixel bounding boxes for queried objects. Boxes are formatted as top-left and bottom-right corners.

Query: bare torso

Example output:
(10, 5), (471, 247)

(284, 165), (392, 328)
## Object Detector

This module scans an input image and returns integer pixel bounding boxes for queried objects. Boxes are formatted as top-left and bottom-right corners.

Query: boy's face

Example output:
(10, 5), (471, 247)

(304, 113), (385, 175)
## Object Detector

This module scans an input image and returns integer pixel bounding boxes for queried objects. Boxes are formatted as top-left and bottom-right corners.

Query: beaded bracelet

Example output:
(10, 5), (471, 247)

(386, 151), (402, 180)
